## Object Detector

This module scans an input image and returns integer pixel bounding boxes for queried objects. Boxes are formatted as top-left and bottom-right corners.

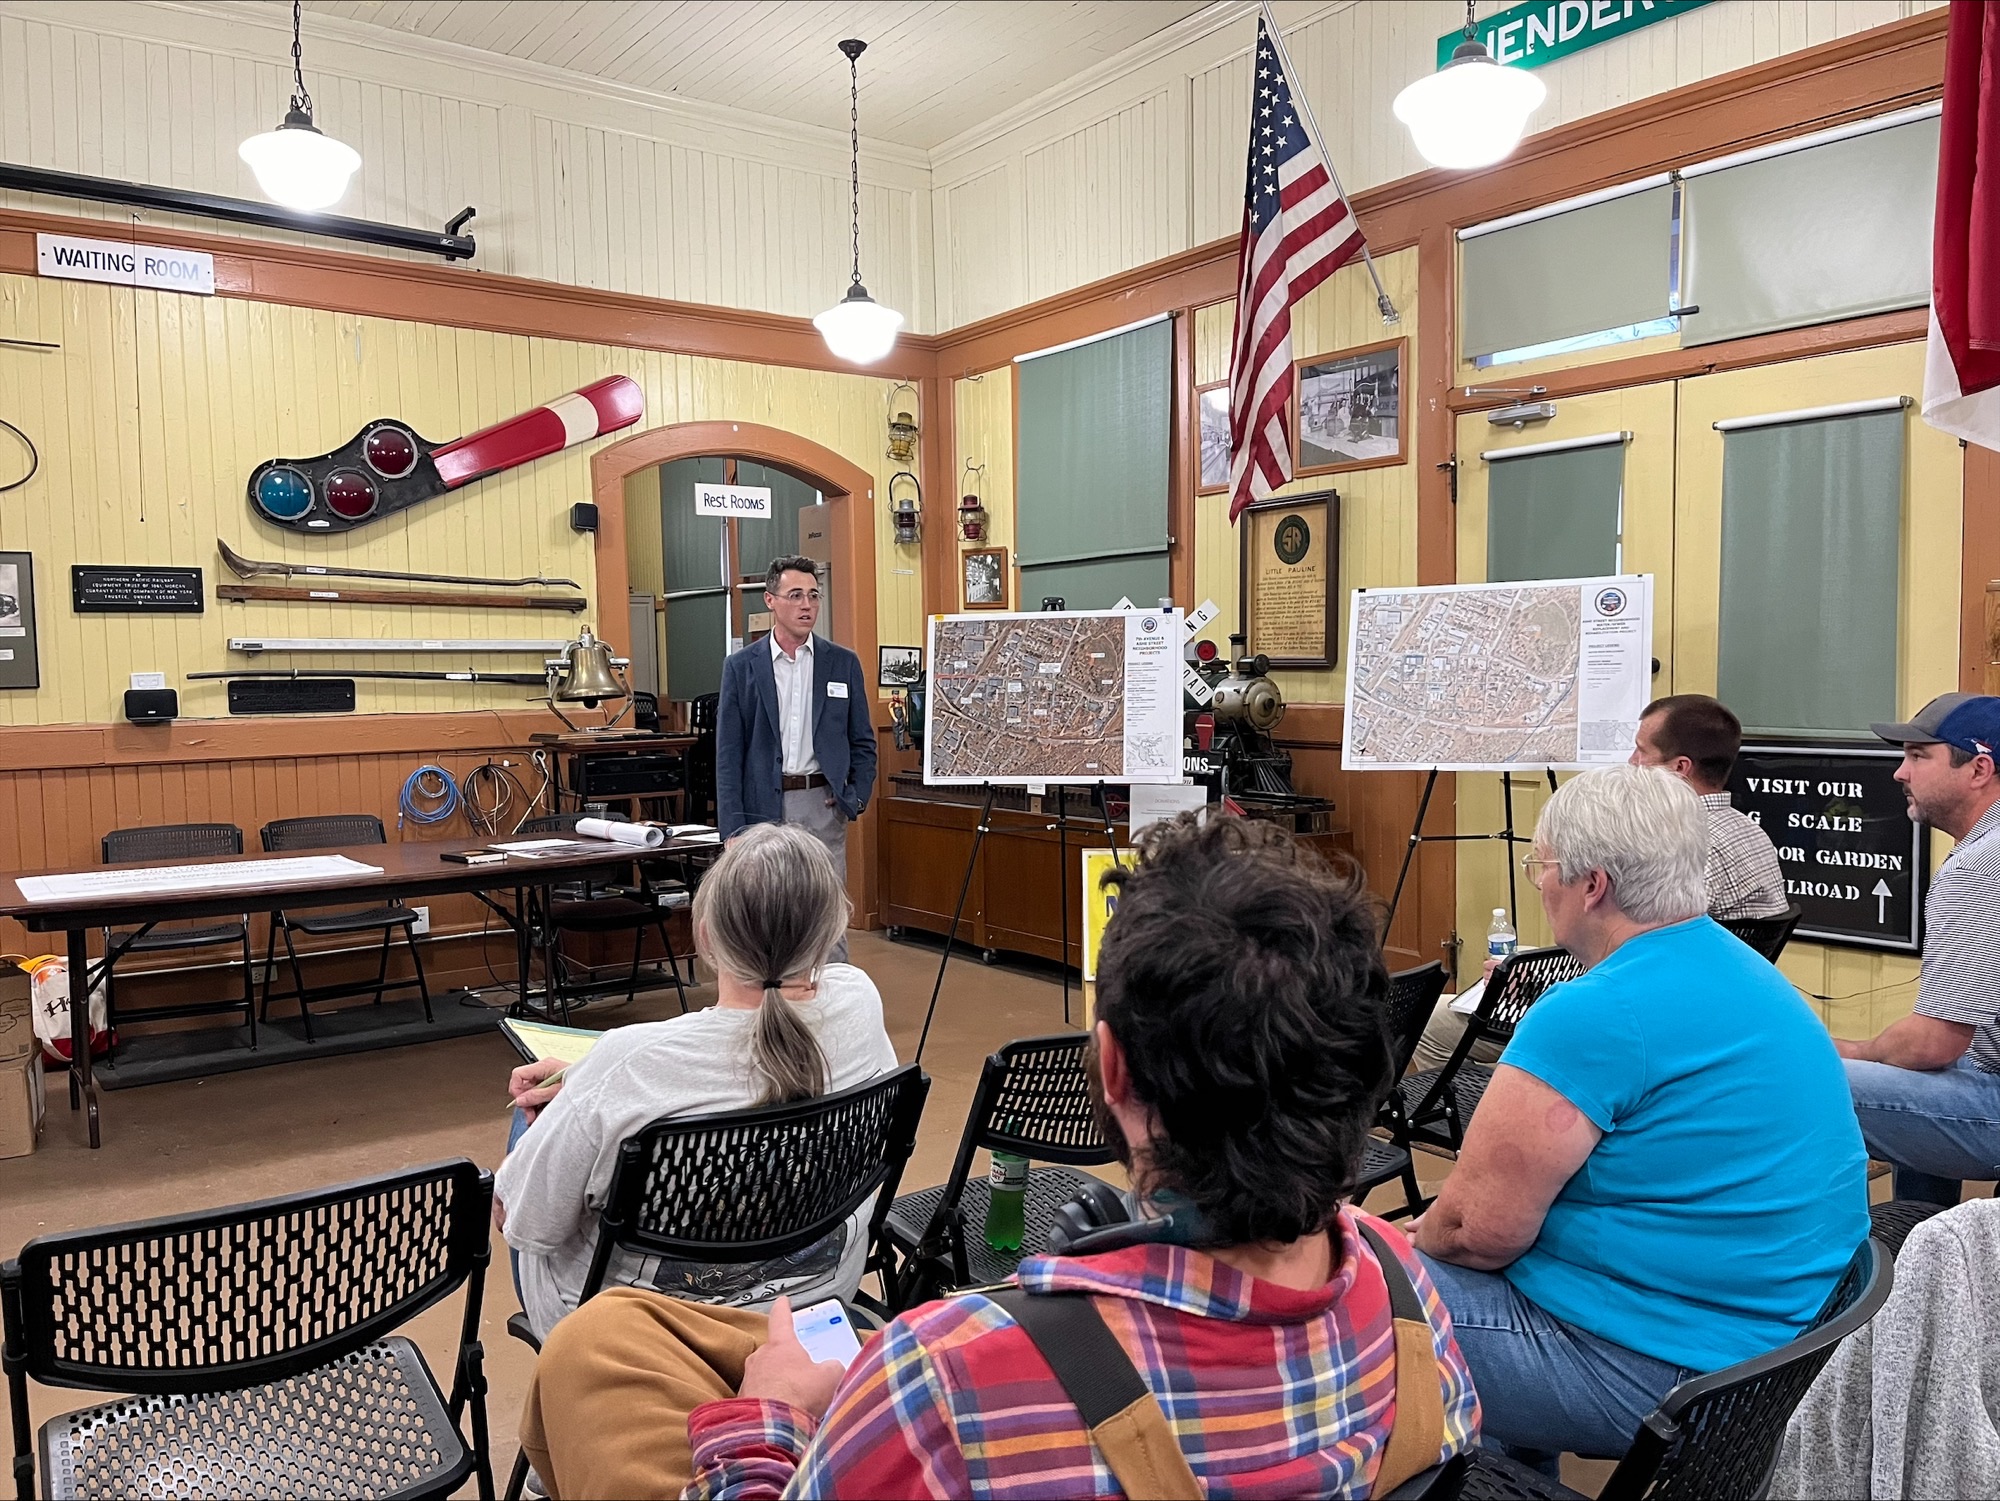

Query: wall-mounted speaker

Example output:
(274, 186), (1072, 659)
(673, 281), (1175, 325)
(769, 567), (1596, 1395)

(570, 502), (599, 533)
(123, 688), (178, 723)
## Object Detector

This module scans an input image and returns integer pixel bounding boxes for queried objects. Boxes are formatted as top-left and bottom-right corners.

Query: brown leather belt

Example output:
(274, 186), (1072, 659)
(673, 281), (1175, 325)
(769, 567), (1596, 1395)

(781, 773), (830, 792)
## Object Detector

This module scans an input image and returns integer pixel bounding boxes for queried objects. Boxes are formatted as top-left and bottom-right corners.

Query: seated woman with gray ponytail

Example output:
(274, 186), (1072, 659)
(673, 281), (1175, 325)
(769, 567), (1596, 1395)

(494, 822), (899, 1340)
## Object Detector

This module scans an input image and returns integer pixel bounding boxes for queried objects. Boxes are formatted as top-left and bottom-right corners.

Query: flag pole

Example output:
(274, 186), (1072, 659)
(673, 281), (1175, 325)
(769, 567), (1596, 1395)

(1257, 0), (1399, 325)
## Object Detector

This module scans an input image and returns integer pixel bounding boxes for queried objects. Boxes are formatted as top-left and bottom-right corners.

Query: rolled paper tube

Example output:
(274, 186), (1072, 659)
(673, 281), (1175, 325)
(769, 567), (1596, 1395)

(575, 817), (665, 848)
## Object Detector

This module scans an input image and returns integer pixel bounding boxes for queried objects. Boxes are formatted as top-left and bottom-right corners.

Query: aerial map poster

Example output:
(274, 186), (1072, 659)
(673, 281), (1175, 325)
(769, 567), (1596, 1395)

(1342, 575), (1653, 771)
(925, 609), (1183, 786)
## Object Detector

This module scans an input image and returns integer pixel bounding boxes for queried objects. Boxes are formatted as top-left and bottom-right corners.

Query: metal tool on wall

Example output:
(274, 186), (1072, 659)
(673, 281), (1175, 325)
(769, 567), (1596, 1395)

(216, 582), (586, 612)
(188, 667), (546, 684)
(245, 374), (642, 532)
(219, 539), (583, 590)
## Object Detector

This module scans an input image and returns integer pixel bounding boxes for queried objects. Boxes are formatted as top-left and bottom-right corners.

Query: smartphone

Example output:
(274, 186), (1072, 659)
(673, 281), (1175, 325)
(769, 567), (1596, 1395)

(791, 1298), (864, 1370)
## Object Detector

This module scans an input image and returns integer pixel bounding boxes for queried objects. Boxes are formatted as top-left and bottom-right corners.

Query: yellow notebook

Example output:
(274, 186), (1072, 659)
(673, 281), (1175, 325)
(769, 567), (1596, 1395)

(500, 1017), (604, 1067)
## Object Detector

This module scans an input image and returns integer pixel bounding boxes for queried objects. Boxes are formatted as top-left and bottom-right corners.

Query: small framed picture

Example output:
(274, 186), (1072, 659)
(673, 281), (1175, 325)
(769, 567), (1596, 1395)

(1196, 380), (1230, 494)
(1295, 337), (1405, 474)
(962, 546), (1008, 610)
(0, 553), (38, 690)
(878, 645), (923, 688)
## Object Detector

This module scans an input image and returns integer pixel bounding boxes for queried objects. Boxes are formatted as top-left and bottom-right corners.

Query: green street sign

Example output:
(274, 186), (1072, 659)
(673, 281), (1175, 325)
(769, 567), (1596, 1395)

(1436, 0), (1713, 70)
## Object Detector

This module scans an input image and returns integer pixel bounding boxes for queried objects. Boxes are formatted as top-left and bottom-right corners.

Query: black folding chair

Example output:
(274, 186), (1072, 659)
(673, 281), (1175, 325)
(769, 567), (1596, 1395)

(879, 1034), (1118, 1311)
(1353, 962), (1452, 1219)
(501, 1064), (930, 1500)
(1455, 1237), (1891, 1500)
(1718, 903), (1804, 963)
(516, 813), (689, 1017)
(1392, 947), (1583, 1154)
(259, 814), (432, 1041)
(99, 823), (256, 1055)
(2, 1160), (495, 1501)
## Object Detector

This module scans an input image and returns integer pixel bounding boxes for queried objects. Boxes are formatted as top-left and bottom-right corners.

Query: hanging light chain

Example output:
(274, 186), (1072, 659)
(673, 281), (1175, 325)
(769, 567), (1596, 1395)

(847, 47), (862, 289)
(290, 0), (315, 119)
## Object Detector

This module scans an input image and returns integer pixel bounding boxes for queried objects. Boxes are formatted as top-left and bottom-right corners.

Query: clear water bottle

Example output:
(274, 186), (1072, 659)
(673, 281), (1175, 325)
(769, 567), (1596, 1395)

(1488, 907), (1518, 963)
(983, 1151), (1029, 1252)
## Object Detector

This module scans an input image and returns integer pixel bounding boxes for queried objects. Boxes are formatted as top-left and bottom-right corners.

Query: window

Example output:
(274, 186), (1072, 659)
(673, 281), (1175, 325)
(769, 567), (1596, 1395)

(1015, 316), (1172, 610)
(1715, 404), (1906, 735)
(1483, 435), (1627, 583)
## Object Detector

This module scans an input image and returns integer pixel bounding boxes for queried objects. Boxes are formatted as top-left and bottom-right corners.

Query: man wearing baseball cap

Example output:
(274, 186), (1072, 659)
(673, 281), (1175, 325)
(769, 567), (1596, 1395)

(1839, 693), (2000, 1205)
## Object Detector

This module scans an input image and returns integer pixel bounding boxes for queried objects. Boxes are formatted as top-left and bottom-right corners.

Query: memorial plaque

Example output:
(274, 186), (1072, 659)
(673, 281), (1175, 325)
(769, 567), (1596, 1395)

(1728, 742), (1928, 952)
(1241, 490), (1337, 669)
(71, 565), (204, 614)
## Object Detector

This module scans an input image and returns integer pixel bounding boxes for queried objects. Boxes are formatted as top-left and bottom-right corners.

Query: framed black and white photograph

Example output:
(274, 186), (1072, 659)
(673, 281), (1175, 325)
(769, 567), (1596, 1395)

(878, 644), (923, 688)
(1296, 337), (1405, 474)
(0, 553), (39, 690)
(1196, 380), (1230, 494)
(963, 546), (1008, 610)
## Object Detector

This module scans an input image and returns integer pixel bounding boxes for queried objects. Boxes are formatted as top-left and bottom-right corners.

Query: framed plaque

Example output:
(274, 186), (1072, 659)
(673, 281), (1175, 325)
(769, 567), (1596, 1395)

(1295, 337), (1405, 475)
(1240, 490), (1338, 668)
(71, 564), (204, 613)
(0, 552), (39, 690)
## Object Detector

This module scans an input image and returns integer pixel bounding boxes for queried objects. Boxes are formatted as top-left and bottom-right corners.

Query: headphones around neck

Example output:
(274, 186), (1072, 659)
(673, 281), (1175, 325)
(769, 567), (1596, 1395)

(1045, 1180), (1217, 1257)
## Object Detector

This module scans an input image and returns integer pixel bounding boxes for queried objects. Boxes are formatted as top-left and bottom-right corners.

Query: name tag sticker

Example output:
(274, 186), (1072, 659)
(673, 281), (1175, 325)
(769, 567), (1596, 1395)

(827, 681), (849, 698)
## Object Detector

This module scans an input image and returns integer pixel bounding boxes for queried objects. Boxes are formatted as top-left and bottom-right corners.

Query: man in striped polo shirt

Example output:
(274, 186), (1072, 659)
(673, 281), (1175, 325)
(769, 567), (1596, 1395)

(1840, 693), (2000, 1206)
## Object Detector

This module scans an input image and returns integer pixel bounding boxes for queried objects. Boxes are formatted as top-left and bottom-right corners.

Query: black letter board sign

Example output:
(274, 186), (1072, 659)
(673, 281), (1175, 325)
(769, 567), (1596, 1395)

(71, 565), (204, 613)
(1727, 742), (1928, 953)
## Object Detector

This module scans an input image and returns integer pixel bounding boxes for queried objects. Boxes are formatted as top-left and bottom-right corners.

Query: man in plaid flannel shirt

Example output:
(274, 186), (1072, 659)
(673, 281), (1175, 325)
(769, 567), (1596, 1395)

(522, 814), (1480, 1499)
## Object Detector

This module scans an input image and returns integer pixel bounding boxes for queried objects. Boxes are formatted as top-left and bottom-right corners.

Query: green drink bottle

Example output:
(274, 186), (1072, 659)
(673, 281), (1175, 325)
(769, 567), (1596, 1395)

(983, 1151), (1029, 1252)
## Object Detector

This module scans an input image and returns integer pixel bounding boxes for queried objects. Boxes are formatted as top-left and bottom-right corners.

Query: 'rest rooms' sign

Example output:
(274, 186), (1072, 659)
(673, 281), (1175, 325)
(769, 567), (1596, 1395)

(1727, 743), (1929, 953)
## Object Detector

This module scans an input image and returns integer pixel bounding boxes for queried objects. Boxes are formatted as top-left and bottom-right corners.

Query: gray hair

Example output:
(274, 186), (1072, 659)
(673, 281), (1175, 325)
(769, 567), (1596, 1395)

(692, 822), (850, 1104)
(765, 555), (821, 593)
(1536, 764), (1708, 924)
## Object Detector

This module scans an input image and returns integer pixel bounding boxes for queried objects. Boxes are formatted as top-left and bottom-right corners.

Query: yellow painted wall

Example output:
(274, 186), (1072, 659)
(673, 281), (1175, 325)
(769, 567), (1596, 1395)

(1191, 247), (1421, 706)
(0, 270), (920, 725)
(950, 369), (1015, 614)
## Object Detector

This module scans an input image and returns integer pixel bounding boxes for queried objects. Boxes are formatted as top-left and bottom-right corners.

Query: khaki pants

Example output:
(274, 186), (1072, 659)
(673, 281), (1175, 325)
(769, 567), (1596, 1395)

(1407, 995), (1506, 1076)
(519, 1289), (769, 1501)
(782, 786), (849, 964)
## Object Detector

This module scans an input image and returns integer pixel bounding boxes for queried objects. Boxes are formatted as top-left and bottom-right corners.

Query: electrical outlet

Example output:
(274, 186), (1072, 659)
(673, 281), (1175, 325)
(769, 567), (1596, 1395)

(411, 905), (431, 935)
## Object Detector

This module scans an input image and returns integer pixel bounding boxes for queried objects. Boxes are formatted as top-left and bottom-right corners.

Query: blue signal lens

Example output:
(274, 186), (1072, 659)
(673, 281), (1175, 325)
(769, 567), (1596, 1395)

(254, 466), (313, 520)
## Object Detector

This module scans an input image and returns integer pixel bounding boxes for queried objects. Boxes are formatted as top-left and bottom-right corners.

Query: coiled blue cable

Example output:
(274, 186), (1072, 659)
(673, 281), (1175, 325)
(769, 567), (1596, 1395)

(399, 763), (461, 829)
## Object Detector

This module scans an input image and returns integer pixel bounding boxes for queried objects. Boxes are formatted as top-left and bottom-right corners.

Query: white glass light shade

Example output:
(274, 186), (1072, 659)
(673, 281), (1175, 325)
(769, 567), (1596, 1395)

(1392, 47), (1547, 171)
(238, 117), (362, 211)
(814, 284), (905, 365)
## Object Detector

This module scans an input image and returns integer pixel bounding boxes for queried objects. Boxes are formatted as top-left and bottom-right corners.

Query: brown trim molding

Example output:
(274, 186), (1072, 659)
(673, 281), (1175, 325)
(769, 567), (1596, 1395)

(0, 709), (548, 773)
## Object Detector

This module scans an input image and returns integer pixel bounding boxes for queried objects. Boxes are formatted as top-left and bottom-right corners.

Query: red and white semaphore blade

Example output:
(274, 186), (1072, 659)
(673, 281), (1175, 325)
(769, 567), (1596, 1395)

(248, 374), (644, 533)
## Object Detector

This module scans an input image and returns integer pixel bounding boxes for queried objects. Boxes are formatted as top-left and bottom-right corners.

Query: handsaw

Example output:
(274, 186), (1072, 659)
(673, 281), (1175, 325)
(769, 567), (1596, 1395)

(218, 538), (582, 591)
(245, 374), (642, 533)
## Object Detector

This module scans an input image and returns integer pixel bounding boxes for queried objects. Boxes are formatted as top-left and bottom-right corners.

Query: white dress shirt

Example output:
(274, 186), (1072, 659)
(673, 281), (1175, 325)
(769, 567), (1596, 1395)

(770, 631), (820, 777)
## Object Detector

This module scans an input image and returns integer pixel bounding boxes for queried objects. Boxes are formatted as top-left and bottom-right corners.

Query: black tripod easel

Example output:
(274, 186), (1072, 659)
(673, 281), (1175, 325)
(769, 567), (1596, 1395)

(915, 782), (997, 1065)
(1049, 781), (1124, 1028)
(1381, 766), (1560, 940)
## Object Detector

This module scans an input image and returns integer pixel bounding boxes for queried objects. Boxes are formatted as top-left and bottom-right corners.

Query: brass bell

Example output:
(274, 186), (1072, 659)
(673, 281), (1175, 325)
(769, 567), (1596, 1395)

(545, 625), (633, 731)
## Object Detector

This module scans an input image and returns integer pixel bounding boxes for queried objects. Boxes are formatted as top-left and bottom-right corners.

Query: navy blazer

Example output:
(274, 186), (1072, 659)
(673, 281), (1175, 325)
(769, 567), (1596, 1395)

(715, 634), (878, 838)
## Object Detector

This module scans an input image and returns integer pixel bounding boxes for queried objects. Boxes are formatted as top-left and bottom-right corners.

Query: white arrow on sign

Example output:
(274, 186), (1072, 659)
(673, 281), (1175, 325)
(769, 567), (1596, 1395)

(1872, 878), (1892, 924)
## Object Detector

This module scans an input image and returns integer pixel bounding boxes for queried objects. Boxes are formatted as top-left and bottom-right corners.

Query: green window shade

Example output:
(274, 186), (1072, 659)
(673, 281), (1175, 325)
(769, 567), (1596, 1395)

(1485, 440), (1625, 583)
(1681, 115), (1937, 348)
(1716, 409), (1904, 736)
(1460, 184), (1675, 360)
(1015, 318), (1171, 610)
(659, 457), (728, 700)
(733, 462), (822, 583)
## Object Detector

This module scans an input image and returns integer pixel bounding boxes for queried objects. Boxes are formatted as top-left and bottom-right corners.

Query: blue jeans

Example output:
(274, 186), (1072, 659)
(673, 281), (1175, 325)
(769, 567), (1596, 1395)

(1846, 1055), (2000, 1206)
(505, 1106), (533, 1297)
(1418, 1254), (1688, 1466)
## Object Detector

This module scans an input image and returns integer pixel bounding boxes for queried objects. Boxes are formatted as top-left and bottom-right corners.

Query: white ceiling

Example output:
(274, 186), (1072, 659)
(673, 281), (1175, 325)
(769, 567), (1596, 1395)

(302, 1), (1214, 150)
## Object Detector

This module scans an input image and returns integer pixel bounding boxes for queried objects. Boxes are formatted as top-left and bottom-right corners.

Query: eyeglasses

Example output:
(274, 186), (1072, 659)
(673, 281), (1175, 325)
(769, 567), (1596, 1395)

(771, 589), (822, 604)
(1520, 854), (1558, 881)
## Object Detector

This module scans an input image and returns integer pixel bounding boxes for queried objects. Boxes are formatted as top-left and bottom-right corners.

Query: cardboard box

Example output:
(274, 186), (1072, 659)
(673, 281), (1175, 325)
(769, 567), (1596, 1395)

(0, 969), (31, 1063)
(0, 1046), (44, 1159)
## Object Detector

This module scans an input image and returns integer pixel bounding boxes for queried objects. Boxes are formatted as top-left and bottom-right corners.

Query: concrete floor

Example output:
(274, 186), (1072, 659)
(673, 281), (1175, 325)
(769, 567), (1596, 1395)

(0, 928), (1623, 1494)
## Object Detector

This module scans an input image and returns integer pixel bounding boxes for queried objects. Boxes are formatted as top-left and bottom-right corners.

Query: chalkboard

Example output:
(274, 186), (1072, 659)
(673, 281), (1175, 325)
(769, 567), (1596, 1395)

(71, 565), (204, 613)
(1728, 742), (1928, 953)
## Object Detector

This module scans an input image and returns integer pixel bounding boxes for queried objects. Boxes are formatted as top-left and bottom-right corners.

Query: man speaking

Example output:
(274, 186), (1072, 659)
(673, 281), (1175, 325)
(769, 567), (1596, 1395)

(715, 555), (876, 959)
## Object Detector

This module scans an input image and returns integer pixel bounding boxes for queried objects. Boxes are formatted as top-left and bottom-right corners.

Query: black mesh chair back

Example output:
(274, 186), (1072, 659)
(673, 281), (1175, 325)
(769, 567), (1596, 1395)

(103, 823), (242, 866)
(1473, 945), (1583, 1047)
(1718, 903), (1804, 964)
(687, 692), (720, 819)
(1594, 1238), (1890, 1501)
(260, 813), (388, 852)
(2, 1160), (495, 1500)
(583, 1064), (929, 1292)
(972, 1033), (1115, 1164)
(1383, 962), (1449, 1075)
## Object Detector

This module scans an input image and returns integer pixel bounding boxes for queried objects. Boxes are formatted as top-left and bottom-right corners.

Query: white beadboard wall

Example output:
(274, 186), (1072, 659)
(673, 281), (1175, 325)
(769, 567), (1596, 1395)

(0, 0), (937, 329)
(932, 0), (1942, 330)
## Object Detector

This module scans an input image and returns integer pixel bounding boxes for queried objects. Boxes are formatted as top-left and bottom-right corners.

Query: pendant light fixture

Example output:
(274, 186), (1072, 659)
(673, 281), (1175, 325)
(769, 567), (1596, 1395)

(814, 39), (904, 365)
(1392, 0), (1546, 171)
(239, 0), (362, 211)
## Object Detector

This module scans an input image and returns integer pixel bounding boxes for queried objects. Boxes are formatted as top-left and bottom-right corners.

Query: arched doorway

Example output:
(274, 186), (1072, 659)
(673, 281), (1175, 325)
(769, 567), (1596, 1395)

(588, 422), (883, 927)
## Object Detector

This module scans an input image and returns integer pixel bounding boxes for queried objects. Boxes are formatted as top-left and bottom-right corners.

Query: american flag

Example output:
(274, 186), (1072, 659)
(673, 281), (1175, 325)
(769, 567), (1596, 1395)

(1227, 17), (1367, 523)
